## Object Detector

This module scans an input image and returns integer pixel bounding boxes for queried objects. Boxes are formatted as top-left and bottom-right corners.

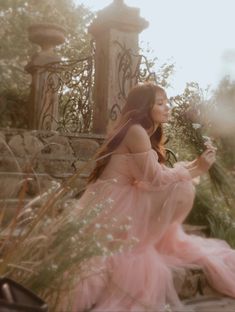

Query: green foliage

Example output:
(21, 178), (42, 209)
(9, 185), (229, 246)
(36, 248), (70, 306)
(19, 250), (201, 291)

(0, 0), (93, 128)
(0, 89), (29, 128)
(166, 81), (235, 242)
(0, 0), (93, 91)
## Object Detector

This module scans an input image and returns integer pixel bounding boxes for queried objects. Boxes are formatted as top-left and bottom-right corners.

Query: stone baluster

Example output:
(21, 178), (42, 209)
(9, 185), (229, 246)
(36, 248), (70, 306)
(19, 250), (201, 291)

(89, 0), (148, 134)
(25, 23), (66, 130)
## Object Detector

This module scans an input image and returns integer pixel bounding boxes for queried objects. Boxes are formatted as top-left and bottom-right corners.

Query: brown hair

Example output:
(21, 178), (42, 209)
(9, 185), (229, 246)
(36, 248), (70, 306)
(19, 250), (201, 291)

(88, 83), (167, 183)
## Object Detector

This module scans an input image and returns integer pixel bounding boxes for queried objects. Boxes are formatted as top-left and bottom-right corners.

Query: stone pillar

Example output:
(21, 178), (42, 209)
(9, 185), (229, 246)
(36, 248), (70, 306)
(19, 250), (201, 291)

(89, 0), (148, 134)
(25, 23), (66, 130)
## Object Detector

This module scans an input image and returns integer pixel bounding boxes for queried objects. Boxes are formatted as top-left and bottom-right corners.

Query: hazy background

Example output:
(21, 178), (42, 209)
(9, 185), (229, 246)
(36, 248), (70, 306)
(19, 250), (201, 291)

(78, 0), (235, 95)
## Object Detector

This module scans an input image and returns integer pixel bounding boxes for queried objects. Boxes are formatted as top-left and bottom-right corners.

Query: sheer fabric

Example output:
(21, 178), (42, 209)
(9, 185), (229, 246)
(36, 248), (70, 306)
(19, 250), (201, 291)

(71, 149), (235, 312)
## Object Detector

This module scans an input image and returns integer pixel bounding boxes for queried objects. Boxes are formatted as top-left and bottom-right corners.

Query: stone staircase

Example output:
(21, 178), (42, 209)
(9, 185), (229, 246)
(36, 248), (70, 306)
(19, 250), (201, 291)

(184, 295), (235, 311)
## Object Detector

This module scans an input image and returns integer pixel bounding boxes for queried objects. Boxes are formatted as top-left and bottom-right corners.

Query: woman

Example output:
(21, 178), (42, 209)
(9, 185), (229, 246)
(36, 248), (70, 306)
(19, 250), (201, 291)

(72, 83), (235, 312)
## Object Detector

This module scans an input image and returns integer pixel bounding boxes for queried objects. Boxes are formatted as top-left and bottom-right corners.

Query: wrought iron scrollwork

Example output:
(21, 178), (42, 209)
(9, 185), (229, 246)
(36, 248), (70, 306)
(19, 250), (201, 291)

(109, 103), (122, 121)
(35, 52), (94, 133)
(109, 41), (157, 120)
(165, 148), (178, 167)
(114, 41), (157, 101)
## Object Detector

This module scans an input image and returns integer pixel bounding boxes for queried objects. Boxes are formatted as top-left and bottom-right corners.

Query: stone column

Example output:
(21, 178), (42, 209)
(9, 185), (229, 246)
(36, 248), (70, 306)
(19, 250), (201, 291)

(89, 0), (148, 134)
(25, 23), (66, 130)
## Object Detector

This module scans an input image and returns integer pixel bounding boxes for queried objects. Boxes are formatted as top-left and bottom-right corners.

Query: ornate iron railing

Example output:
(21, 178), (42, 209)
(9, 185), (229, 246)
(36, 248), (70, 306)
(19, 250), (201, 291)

(37, 54), (94, 133)
(116, 41), (157, 99)
(110, 41), (157, 121)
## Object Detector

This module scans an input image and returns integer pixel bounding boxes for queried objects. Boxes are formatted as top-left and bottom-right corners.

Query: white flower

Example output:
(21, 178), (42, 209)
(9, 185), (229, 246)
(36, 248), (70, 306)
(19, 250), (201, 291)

(102, 247), (108, 253)
(70, 236), (76, 243)
(164, 304), (172, 312)
(202, 135), (212, 143)
(95, 203), (103, 210)
(106, 234), (114, 241)
(192, 123), (201, 130)
(95, 223), (101, 229)
(106, 198), (114, 204)
(51, 264), (58, 271)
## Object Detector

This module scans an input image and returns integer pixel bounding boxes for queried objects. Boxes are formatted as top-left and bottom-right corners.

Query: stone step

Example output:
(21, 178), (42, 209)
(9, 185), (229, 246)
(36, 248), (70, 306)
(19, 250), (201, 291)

(0, 171), (59, 199)
(0, 171), (88, 199)
(183, 224), (208, 237)
(184, 295), (235, 311)
(0, 153), (94, 176)
(173, 265), (218, 300)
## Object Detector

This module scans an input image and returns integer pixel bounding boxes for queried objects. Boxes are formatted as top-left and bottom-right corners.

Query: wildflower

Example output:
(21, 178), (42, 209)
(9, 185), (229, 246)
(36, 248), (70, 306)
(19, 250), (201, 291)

(164, 304), (172, 312)
(95, 223), (101, 229)
(202, 135), (212, 143)
(192, 123), (201, 130)
(106, 198), (114, 204)
(102, 246), (108, 253)
(51, 264), (58, 272)
(70, 236), (76, 243)
(95, 203), (104, 210)
(106, 234), (114, 241)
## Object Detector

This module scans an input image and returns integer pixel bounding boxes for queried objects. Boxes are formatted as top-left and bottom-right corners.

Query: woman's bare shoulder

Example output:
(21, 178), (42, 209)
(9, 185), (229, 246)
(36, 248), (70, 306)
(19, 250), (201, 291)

(123, 124), (151, 153)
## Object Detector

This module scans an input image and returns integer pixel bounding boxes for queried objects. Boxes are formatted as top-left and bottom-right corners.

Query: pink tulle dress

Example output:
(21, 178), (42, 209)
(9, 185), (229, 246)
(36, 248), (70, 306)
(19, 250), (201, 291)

(72, 149), (235, 312)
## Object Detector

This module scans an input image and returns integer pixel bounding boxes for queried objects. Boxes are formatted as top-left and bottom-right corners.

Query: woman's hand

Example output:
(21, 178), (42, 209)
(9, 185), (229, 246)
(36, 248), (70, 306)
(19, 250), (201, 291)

(187, 141), (217, 179)
(197, 149), (216, 172)
(197, 141), (217, 173)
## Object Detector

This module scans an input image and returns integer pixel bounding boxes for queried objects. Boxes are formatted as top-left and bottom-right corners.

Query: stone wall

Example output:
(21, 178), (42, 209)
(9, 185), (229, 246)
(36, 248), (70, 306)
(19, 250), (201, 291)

(0, 128), (104, 222)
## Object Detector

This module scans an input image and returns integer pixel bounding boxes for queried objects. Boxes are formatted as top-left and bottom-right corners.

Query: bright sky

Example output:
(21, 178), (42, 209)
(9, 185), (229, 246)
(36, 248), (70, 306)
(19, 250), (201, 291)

(78, 0), (235, 96)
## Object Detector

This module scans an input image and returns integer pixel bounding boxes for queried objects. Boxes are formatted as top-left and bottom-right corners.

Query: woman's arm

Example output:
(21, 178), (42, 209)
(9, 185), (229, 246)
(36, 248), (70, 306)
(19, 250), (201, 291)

(123, 124), (216, 185)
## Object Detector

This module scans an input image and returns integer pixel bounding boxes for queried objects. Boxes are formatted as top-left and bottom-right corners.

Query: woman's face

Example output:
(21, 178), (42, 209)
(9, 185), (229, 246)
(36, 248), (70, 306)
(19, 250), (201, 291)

(150, 90), (170, 125)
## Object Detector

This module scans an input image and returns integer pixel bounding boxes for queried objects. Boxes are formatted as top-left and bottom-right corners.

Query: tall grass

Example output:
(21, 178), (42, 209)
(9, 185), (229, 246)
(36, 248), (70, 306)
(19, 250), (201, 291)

(0, 158), (134, 311)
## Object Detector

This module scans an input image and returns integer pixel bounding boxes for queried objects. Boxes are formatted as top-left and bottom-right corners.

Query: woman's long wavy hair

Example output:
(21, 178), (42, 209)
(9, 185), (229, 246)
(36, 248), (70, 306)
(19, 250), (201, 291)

(88, 83), (167, 183)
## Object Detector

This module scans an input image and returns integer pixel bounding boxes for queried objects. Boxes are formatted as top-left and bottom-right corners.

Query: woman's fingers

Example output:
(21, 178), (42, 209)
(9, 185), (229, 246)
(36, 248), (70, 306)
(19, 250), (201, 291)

(198, 148), (216, 171)
(204, 152), (216, 165)
(204, 142), (217, 151)
(203, 149), (216, 157)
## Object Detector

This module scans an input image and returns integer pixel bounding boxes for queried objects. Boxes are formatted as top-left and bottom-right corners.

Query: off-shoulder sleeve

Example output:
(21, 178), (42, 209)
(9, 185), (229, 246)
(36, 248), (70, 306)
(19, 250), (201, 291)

(129, 150), (192, 190)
